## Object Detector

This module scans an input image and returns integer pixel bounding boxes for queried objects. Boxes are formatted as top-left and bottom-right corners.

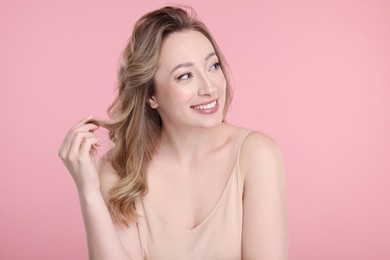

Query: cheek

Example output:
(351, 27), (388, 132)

(157, 85), (192, 108)
(210, 72), (226, 90)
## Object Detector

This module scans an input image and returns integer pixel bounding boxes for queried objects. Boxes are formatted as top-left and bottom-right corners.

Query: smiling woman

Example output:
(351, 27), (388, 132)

(150, 30), (227, 129)
(58, 5), (288, 260)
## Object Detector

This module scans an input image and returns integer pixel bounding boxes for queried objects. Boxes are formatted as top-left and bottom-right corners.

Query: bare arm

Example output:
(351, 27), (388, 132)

(58, 117), (140, 260)
(241, 132), (288, 259)
(98, 153), (144, 260)
(78, 185), (133, 260)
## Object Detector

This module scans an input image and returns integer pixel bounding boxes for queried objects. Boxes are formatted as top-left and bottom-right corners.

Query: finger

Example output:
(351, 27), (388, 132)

(61, 123), (100, 158)
(72, 123), (100, 133)
(60, 130), (94, 160)
(67, 132), (100, 161)
(59, 131), (79, 159)
(90, 146), (98, 158)
(72, 116), (94, 129)
(60, 117), (96, 158)
(79, 136), (100, 160)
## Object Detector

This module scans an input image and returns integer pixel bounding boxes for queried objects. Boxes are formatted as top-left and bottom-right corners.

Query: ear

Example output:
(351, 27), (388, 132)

(148, 96), (158, 109)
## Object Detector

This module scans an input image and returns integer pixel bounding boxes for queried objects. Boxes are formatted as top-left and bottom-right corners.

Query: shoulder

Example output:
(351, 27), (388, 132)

(239, 131), (288, 258)
(239, 130), (284, 183)
(242, 130), (281, 155)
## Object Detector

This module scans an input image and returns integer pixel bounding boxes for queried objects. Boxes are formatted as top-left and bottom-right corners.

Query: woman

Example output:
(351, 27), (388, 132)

(59, 6), (288, 260)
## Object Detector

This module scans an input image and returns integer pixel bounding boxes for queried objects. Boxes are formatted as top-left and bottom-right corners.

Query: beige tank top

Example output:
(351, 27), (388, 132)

(135, 129), (252, 260)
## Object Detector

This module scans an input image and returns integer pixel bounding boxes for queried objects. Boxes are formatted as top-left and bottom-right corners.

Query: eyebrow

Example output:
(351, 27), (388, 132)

(170, 52), (216, 75)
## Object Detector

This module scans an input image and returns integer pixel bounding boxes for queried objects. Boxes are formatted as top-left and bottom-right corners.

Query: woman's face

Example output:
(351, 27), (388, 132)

(151, 30), (227, 130)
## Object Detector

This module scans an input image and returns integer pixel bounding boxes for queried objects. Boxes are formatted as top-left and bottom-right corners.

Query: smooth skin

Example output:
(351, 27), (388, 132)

(59, 30), (288, 260)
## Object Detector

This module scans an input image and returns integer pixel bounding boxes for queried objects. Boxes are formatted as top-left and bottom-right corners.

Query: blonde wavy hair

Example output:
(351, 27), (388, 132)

(89, 6), (233, 227)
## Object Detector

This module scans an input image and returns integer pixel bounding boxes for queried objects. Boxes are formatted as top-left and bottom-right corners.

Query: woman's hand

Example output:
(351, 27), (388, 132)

(58, 116), (101, 194)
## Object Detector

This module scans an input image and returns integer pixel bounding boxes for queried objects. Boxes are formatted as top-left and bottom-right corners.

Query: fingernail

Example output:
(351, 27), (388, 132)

(87, 115), (93, 119)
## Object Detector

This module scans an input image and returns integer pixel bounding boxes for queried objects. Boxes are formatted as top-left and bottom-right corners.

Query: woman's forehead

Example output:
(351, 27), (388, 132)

(159, 30), (216, 67)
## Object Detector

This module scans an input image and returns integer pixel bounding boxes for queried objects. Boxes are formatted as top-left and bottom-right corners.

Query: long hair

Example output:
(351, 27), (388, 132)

(88, 6), (233, 227)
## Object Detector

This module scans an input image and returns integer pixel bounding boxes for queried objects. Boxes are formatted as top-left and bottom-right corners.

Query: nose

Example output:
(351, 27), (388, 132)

(198, 73), (216, 96)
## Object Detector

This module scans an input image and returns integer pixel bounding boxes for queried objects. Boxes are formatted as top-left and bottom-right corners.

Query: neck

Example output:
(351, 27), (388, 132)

(158, 123), (226, 164)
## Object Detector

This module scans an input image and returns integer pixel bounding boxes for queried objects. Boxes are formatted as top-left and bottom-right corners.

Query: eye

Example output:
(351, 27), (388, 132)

(177, 73), (193, 80)
(210, 62), (221, 71)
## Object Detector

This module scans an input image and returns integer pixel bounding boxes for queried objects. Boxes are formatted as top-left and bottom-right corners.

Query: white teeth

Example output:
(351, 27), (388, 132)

(193, 100), (217, 110)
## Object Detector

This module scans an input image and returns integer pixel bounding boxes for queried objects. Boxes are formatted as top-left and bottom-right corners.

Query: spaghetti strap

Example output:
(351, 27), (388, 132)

(234, 128), (253, 188)
(236, 129), (253, 157)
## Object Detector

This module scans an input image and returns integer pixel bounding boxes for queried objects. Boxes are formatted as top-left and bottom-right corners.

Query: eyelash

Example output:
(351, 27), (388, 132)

(177, 73), (193, 80)
(211, 62), (221, 70)
(176, 62), (221, 81)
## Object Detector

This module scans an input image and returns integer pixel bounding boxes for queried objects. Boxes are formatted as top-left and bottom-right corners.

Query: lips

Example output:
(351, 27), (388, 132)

(191, 99), (218, 110)
(190, 99), (219, 115)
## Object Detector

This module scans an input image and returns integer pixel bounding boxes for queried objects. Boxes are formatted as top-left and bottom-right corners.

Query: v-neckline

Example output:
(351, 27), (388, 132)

(143, 161), (238, 233)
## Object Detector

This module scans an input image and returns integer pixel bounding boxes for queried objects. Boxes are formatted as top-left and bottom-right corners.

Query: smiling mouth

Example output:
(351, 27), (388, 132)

(191, 100), (218, 110)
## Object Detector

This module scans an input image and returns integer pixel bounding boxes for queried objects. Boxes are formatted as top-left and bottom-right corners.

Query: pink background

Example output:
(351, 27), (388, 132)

(1, 0), (389, 259)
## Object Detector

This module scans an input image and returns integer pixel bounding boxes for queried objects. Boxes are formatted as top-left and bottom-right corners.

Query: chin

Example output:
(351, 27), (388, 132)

(196, 115), (224, 129)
